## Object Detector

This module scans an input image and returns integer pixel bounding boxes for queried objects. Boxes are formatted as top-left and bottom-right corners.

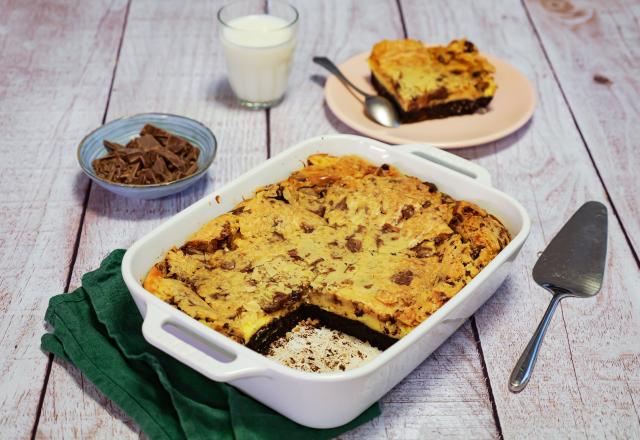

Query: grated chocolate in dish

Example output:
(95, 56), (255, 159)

(266, 319), (381, 373)
(92, 124), (199, 185)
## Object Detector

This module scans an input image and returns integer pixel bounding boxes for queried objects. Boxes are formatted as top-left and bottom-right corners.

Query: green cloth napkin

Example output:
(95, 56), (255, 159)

(41, 249), (379, 440)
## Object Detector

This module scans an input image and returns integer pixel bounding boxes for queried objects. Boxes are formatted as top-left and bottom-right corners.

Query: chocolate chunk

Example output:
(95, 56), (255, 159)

(92, 124), (200, 185)
(381, 223), (400, 233)
(449, 212), (464, 228)
(428, 87), (449, 100)
(151, 156), (171, 181)
(103, 140), (125, 151)
(391, 270), (413, 286)
(441, 194), (454, 204)
(140, 124), (170, 144)
(401, 205), (415, 220)
(593, 74), (612, 85)
(423, 181), (438, 193)
(288, 249), (304, 261)
(261, 291), (301, 313)
(464, 40), (475, 53)
(334, 197), (348, 211)
(346, 238), (362, 252)
(300, 222), (315, 233)
(157, 148), (185, 169)
(180, 223), (237, 254)
(267, 186), (290, 204)
(240, 264), (254, 273)
(433, 232), (451, 246)
(471, 246), (484, 259)
(310, 206), (326, 218)
(138, 134), (162, 149)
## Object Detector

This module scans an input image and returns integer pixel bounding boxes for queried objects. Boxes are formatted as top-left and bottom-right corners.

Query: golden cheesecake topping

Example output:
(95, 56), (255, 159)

(144, 154), (511, 347)
(368, 39), (497, 113)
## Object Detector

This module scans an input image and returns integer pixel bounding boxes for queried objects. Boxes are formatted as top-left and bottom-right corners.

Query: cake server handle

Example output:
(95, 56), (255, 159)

(142, 303), (269, 382)
(393, 143), (492, 186)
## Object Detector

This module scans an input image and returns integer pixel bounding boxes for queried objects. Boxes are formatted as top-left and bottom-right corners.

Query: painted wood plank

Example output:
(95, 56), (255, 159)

(271, 1), (499, 438)
(524, 0), (640, 256)
(34, 0), (267, 438)
(339, 323), (497, 440)
(0, 0), (128, 437)
(400, 0), (640, 438)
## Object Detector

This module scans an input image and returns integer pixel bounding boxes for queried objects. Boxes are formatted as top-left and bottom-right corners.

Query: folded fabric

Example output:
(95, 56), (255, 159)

(41, 250), (379, 440)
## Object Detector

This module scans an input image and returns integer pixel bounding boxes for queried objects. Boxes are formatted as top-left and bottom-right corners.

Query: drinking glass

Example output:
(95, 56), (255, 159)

(218, 0), (299, 109)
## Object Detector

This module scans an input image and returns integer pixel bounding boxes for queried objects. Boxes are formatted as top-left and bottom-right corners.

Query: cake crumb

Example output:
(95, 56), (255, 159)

(593, 74), (612, 85)
(266, 319), (381, 373)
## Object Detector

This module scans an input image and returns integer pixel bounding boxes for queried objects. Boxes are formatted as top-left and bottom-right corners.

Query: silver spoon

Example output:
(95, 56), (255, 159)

(313, 56), (400, 128)
(509, 201), (608, 393)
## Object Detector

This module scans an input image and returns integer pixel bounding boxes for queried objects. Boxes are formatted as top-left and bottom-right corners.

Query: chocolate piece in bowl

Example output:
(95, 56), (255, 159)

(92, 124), (200, 185)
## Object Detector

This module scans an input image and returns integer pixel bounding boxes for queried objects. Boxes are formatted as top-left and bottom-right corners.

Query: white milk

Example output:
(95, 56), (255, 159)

(221, 14), (296, 106)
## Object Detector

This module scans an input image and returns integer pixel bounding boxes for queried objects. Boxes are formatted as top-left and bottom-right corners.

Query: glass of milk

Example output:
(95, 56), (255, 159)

(218, 0), (298, 109)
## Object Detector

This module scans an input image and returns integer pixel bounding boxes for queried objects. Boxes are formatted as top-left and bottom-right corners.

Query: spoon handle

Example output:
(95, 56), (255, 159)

(509, 293), (564, 393)
(313, 56), (371, 98)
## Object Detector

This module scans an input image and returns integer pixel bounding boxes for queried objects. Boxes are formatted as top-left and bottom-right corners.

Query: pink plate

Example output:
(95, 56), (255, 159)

(324, 51), (536, 148)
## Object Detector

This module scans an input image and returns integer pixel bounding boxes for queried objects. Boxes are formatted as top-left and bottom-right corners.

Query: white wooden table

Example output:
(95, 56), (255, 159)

(1, 0), (639, 438)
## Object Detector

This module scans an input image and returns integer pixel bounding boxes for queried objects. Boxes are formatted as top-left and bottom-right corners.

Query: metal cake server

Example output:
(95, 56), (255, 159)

(509, 201), (608, 393)
(313, 56), (400, 128)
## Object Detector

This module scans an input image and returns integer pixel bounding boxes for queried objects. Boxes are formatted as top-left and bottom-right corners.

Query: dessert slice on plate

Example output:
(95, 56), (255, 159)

(368, 39), (497, 122)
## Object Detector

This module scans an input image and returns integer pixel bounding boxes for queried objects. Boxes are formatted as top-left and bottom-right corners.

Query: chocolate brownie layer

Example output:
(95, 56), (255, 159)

(371, 74), (493, 122)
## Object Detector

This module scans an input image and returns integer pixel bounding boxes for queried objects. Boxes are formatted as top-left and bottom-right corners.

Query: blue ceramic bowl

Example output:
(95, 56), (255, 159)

(77, 113), (217, 199)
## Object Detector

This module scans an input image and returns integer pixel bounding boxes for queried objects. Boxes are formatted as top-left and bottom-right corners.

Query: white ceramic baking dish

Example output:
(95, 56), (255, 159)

(122, 134), (530, 429)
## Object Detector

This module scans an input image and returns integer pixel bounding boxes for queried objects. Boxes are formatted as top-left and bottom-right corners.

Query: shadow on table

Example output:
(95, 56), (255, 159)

(206, 77), (249, 110)
(456, 118), (533, 161)
(310, 73), (360, 136)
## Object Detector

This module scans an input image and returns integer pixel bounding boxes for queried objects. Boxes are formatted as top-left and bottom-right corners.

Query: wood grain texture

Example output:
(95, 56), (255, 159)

(272, 2), (499, 438)
(339, 323), (498, 440)
(268, 0), (390, 151)
(0, 0), (128, 436)
(524, 0), (640, 256)
(35, 0), (267, 438)
(401, 0), (640, 437)
(11, 0), (638, 438)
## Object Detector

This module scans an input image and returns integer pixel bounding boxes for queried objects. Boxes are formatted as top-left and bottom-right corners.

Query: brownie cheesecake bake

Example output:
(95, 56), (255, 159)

(144, 154), (511, 354)
(368, 39), (497, 122)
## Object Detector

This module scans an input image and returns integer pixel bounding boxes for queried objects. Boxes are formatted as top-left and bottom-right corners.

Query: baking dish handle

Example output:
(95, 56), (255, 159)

(142, 304), (269, 382)
(393, 143), (492, 186)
